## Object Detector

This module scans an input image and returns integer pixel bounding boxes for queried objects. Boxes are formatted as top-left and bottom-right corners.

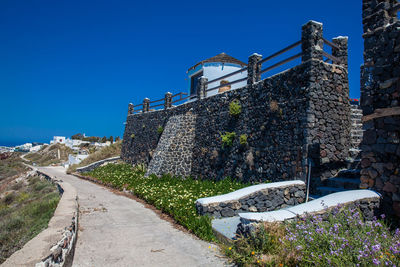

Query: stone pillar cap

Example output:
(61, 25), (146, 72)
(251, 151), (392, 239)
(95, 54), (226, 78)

(144, 97), (149, 100)
(129, 102), (133, 105)
(250, 53), (262, 57)
(333, 36), (349, 40)
(166, 92), (172, 94)
(303, 20), (323, 26)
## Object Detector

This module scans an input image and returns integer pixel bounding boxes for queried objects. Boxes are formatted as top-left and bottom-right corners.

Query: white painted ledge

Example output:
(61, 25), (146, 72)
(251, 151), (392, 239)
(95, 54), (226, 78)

(196, 180), (305, 205)
(239, 189), (381, 222)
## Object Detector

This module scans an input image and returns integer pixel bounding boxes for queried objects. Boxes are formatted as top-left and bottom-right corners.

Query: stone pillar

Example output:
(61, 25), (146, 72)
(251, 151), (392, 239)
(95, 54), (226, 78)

(360, 0), (400, 218)
(362, 0), (398, 34)
(143, 98), (150, 113)
(196, 77), (208, 99)
(332, 36), (348, 69)
(301, 20), (323, 62)
(128, 103), (134, 115)
(247, 53), (262, 85)
(164, 92), (172, 109)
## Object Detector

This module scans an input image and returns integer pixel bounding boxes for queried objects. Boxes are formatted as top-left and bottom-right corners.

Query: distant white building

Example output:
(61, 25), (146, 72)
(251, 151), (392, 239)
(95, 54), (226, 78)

(51, 136), (66, 144)
(64, 138), (89, 149)
(29, 145), (43, 152)
(187, 53), (247, 98)
(15, 143), (32, 152)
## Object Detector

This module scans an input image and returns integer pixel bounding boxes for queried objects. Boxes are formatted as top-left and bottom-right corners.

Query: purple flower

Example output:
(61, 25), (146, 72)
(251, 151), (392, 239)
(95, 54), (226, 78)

(372, 259), (380, 265)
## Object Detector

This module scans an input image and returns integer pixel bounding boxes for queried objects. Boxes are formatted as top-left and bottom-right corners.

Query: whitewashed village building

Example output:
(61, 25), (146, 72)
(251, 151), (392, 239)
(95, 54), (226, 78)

(187, 53), (247, 98)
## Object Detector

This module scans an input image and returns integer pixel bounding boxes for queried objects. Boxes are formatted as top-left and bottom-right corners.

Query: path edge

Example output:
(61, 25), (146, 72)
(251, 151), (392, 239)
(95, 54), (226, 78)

(2, 170), (79, 267)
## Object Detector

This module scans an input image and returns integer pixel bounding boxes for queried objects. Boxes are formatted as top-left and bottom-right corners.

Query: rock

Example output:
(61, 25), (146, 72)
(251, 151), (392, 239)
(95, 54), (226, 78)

(248, 206), (257, 212)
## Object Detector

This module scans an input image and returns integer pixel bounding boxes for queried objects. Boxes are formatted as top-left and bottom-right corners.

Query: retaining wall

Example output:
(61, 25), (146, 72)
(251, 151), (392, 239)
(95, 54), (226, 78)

(76, 156), (120, 173)
(2, 170), (78, 267)
(122, 59), (350, 187)
(195, 181), (306, 218)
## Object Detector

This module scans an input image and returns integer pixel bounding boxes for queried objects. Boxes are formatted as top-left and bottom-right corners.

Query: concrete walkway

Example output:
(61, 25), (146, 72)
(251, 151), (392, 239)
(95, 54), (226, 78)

(37, 166), (227, 267)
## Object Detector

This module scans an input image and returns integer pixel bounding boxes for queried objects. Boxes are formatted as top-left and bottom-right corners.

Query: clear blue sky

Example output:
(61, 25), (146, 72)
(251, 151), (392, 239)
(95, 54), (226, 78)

(0, 0), (364, 146)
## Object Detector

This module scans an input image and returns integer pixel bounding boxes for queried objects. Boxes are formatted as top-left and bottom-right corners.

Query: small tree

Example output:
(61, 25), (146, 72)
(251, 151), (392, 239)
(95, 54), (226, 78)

(115, 136), (121, 142)
(101, 136), (107, 143)
(109, 136), (114, 144)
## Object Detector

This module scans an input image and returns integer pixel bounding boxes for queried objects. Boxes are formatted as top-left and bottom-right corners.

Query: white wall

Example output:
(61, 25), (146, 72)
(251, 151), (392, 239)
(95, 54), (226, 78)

(203, 63), (247, 97)
(53, 136), (66, 144)
(188, 63), (247, 98)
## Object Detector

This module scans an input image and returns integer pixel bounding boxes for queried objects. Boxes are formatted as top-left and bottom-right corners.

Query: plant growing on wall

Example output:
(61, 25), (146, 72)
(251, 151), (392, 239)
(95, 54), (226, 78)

(157, 126), (164, 135)
(269, 100), (279, 112)
(229, 100), (242, 116)
(239, 134), (248, 146)
(131, 134), (135, 139)
(220, 132), (236, 148)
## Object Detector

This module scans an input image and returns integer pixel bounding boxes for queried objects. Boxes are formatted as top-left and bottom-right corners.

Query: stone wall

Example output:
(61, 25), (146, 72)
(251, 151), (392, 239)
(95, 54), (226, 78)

(146, 112), (196, 177)
(121, 21), (350, 190)
(237, 193), (381, 237)
(360, 0), (400, 217)
(76, 156), (120, 173)
(195, 181), (306, 218)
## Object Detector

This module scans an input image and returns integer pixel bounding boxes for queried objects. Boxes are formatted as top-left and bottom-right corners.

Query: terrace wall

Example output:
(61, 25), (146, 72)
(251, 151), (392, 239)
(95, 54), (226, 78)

(122, 58), (350, 186)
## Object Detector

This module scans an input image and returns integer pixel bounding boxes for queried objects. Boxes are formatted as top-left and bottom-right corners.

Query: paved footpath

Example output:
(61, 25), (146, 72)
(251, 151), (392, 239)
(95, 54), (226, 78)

(38, 166), (228, 267)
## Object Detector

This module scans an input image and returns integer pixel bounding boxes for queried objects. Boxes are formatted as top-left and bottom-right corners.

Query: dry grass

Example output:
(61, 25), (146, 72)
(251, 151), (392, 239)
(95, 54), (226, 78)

(24, 144), (72, 166)
(67, 141), (122, 173)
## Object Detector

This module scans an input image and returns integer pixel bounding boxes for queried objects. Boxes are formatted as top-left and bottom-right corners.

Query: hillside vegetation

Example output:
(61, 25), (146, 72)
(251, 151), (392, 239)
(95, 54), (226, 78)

(0, 174), (60, 263)
(67, 141), (122, 173)
(0, 153), (29, 181)
(24, 144), (72, 166)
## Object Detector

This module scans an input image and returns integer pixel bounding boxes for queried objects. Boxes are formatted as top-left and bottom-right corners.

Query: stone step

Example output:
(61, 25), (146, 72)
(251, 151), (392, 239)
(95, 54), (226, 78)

(211, 216), (241, 244)
(325, 177), (361, 189)
(316, 186), (347, 196)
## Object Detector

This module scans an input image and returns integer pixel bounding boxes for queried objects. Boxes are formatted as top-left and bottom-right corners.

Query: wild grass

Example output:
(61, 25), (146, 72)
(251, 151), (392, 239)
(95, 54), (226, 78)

(83, 163), (250, 241)
(24, 144), (72, 166)
(0, 175), (60, 264)
(0, 153), (29, 181)
(67, 141), (122, 173)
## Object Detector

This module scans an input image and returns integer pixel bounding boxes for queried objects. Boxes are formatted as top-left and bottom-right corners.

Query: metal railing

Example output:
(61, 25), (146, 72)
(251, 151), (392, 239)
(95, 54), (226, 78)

(205, 67), (248, 92)
(128, 21), (347, 115)
(130, 92), (189, 114)
(322, 37), (341, 64)
(259, 40), (302, 76)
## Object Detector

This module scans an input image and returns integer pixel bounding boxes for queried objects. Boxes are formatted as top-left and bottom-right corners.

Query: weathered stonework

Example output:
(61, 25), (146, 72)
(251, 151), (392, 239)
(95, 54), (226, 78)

(195, 181), (306, 218)
(75, 156), (120, 173)
(360, 0), (400, 217)
(121, 21), (350, 191)
(146, 112), (196, 177)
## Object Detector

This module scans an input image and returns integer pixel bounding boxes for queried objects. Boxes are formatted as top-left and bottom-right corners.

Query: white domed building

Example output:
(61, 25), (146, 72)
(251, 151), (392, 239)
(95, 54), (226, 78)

(187, 53), (247, 98)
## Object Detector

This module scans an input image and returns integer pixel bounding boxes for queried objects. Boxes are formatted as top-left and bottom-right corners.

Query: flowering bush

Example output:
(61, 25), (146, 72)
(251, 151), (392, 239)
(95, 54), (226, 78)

(284, 204), (400, 266)
(227, 204), (400, 266)
(84, 163), (250, 241)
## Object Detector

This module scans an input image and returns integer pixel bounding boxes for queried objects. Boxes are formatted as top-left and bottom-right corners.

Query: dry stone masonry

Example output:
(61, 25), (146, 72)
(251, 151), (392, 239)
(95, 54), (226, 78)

(237, 189), (381, 237)
(360, 0), (400, 217)
(122, 21), (350, 192)
(195, 181), (306, 218)
(146, 112), (196, 177)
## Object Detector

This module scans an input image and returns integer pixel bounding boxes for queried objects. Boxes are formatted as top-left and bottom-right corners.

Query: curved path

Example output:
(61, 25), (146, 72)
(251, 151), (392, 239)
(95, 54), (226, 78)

(37, 166), (227, 267)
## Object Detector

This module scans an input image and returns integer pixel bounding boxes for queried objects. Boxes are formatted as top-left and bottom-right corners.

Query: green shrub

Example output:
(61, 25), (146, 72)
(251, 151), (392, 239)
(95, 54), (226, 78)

(131, 133), (135, 139)
(239, 134), (248, 146)
(221, 132), (236, 148)
(157, 126), (164, 135)
(229, 100), (242, 116)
